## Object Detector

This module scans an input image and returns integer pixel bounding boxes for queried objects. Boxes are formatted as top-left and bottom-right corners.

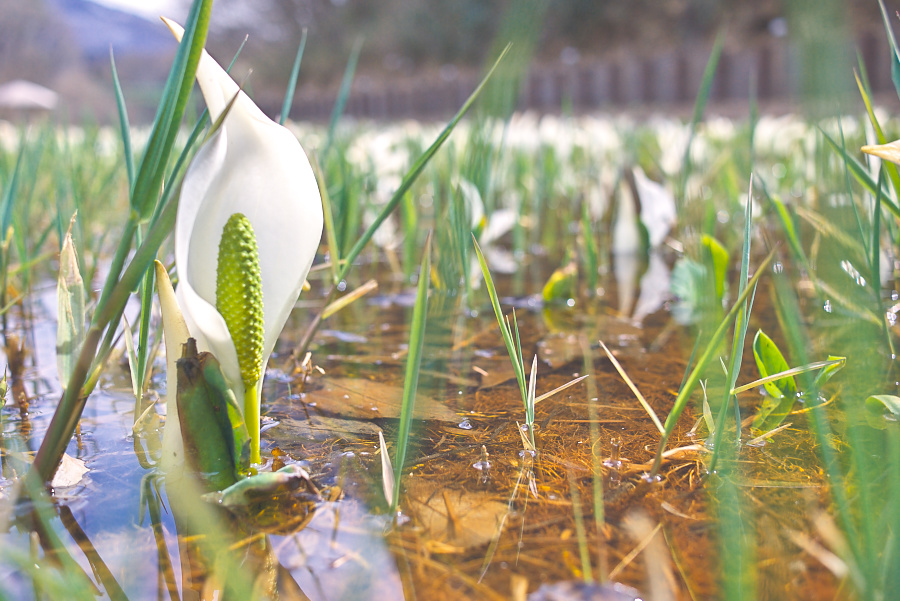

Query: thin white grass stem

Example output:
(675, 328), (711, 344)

(731, 358), (845, 396)
(378, 430), (394, 508)
(599, 340), (664, 434)
(534, 375), (590, 404)
(322, 279), (378, 318)
(608, 522), (663, 580)
(746, 422), (792, 446)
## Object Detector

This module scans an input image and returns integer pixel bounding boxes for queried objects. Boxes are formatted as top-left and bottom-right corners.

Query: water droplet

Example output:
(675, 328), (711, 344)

(773, 262), (784, 274)
(458, 419), (473, 430)
(603, 437), (623, 469)
(823, 299), (832, 313)
(566, 298), (575, 307)
(337, 280), (348, 292)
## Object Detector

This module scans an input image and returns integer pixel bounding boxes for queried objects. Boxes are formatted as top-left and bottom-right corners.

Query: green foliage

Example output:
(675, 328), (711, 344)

(865, 394), (900, 429)
(216, 213), (264, 388)
(473, 236), (532, 447)
(702, 234), (729, 300)
(391, 234), (432, 512)
(541, 262), (577, 304)
(55, 220), (85, 391)
(29, 0), (215, 484)
(751, 330), (798, 431)
(176, 339), (250, 491)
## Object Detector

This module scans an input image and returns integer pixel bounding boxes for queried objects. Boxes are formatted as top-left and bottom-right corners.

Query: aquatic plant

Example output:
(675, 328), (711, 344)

(161, 18), (323, 466)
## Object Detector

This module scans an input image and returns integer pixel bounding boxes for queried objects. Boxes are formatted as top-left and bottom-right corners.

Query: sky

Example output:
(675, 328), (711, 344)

(91, 0), (187, 20)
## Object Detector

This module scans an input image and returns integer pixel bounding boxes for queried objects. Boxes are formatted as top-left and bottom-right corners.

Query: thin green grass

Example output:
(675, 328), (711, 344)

(29, 0), (214, 484)
(390, 233), (432, 513)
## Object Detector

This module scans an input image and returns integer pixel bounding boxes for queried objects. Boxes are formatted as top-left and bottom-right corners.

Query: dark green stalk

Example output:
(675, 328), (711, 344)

(109, 49), (134, 191)
(769, 272), (864, 582)
(130, 1), (211, 221)
(30, 189), (179, 483)
(134, 226), (156, 415)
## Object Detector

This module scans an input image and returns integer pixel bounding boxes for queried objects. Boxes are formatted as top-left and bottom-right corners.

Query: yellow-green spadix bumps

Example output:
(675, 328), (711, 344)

(216, 213), (264, 389)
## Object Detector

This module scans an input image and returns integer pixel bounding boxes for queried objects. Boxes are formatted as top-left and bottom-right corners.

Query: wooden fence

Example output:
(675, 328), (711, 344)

(279, 32), (896, 121)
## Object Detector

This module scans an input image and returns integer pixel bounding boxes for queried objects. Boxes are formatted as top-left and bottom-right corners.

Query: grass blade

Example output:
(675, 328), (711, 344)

(322, 279), (378, 319)
(822, 128), (900, 220)
(731, 357), (845, 396)
(335, 45), (511, 284)
(322, 37), (362, 161)
(650, 246), (777, 477)
(533, 374), (590, 404)
(29, 0), (213, 482)
(473, 236), (526, 400)
(109, 50), (134, 191)
(312, 154), (341, 286)
(680, 31), (724, 205)
(598, 340), (664, 434)
(56, 217), (85, 391)
(279, 29), (308, 125)
(391, 233), (432, 513)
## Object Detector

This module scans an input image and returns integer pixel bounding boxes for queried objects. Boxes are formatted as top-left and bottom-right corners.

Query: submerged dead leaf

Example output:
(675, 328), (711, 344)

(51, 453), (89, 488)
(272, 415), (383, 440)
(407, 484), (508, 552)
(301, 377), (459, 422)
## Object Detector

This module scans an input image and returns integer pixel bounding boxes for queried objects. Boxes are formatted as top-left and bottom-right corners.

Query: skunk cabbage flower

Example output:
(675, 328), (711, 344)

(162, 18), (323, 464)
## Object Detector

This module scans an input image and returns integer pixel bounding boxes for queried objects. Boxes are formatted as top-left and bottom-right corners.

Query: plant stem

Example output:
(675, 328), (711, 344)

(29, 199), (178, 483)
(244, 384), (260, 465)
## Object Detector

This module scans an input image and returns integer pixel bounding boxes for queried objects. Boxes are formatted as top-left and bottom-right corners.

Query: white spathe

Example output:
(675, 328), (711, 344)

(163, 18), (323, 443)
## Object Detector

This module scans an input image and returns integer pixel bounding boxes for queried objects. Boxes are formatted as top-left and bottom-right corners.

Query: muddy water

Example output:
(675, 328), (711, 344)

(0, 259), (838, 601)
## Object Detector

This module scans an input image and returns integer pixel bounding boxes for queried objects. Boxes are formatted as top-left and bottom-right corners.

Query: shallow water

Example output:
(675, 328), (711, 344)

(0, 255), (843, 601)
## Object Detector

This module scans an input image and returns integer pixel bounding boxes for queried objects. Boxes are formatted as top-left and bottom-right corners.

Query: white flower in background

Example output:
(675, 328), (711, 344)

(613, 167), (676, 319)
(161, 18), (323, 465)
(703, 116), (736, 142)
(654, 118), (690, 176)
(633, 167), (676, 248)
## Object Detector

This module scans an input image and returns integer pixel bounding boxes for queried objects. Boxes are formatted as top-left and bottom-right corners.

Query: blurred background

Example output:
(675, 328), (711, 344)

(0, 0), (896, 123)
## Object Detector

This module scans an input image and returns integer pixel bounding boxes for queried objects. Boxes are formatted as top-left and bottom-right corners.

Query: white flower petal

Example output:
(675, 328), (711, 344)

(155, 261), (190, 476)
(166, 18), (323, 425)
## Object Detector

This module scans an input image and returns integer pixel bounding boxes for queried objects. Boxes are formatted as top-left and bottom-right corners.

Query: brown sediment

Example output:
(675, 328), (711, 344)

(0, 266), (849, 601)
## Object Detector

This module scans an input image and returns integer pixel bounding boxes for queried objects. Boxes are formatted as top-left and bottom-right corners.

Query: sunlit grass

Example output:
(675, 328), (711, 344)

(3, 5), (900, 598)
